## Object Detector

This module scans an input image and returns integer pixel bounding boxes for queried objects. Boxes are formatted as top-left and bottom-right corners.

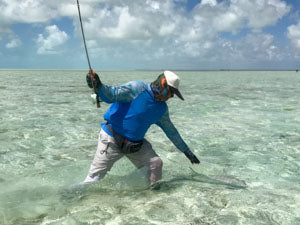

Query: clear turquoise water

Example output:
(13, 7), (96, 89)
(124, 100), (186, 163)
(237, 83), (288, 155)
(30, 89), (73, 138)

(0, 70), (299, 225)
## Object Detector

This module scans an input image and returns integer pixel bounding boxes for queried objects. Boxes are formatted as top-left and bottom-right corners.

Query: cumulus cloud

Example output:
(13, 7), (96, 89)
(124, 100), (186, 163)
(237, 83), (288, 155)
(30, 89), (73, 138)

(1, 0), (58, 23)
(87, 1), (288, 41)
(235, 34), (281, 62)
(175, 33), (281, 67)
(201, 0), (218, 6)
(36, 25), (69, 54)
(0, 0), (297, 68)
(67, 0), (293, 69)
(6, 37), (22, 48)
(100, 6), (149, 39)
(190, 0), (290, 35)
(0, 0), (292, 41)
(227, 0), (291, 30)
(287, 22), (300, 49)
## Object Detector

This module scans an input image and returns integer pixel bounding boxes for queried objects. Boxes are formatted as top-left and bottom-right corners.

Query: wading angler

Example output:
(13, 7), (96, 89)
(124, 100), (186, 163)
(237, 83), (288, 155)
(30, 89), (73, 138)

(83, 71), (200, 186)
(76, 0), (199, 187)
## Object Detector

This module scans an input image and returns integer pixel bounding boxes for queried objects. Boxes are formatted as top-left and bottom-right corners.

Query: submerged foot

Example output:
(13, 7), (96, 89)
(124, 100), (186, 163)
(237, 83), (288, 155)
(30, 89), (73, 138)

(149, 181), (162, 190)
(59, 182), (88, 202)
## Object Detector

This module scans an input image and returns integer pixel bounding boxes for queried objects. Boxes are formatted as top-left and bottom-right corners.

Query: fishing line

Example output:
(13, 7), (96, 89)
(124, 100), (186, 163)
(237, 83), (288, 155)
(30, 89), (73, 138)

(76, 0), (100, 108)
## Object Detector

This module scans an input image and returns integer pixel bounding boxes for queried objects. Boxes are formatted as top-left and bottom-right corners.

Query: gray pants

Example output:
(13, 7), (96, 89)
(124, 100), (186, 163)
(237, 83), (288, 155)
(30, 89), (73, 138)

(84, 129), (163, 185)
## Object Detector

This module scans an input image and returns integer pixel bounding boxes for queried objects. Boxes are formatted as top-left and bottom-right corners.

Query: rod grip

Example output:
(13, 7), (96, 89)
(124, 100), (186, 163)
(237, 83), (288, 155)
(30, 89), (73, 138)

(90, 69), (100, 108)
(96, 96), (100, 108)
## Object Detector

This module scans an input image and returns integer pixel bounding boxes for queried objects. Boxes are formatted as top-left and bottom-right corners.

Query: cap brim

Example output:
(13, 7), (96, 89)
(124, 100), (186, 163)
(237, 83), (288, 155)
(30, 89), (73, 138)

(170, 86), (184, 100)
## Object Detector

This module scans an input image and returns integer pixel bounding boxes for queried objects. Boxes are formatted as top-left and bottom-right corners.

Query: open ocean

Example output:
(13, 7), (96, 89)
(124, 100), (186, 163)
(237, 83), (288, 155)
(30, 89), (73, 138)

(0, 70), (299, 225)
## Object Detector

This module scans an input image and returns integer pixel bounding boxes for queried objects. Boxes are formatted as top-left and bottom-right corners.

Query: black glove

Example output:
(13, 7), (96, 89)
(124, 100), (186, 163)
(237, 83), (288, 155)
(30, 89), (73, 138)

(184, 149), (200, 164)
(86, 72), (101, 89)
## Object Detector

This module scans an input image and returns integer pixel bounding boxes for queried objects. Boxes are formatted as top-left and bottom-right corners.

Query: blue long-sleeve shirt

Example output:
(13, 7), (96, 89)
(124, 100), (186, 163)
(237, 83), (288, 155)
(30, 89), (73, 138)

(97, 81), (189, 153)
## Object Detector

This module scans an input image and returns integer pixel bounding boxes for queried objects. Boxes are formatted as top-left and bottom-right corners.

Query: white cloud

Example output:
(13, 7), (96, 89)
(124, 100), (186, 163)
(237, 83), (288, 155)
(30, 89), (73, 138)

(6, 37), (22, 48)
(80, 1), (183, 41)
(146, 0), (160, 12)
(0, 0), (291, 42)
(232, 0), (291, 30)
(36, 25), (69, 54)
(287, 22), (300, 49)
(1, 0), (58, 23)
(193, 0), (290, 33)
(239, 34), (281, 61)
(201, 0), (217, 6)
(174, 33), (285, 69)
(69, 0), (292, 69)
(101, 6), (149, 39)
(0, 0), (297, 69)
(213, 11), (241, 33)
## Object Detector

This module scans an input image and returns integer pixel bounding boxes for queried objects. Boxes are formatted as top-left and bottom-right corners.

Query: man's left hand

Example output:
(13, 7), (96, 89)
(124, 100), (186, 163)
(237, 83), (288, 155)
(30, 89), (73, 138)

(184, 149), (200, 164)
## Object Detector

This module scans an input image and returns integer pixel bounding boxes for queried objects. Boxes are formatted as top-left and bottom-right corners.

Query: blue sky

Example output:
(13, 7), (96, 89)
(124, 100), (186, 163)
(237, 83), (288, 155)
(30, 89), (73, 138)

(0, 0), (300, 70)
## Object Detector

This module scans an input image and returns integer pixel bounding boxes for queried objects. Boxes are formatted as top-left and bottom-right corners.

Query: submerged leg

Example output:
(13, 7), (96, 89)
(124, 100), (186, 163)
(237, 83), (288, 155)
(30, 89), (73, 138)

(126, 139), (163, 185)
(148, 156), (163, 184)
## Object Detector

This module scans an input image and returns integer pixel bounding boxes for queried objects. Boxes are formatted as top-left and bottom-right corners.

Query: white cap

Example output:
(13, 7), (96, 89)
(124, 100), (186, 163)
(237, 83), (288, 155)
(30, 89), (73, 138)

(163, 71), (184, 100)
(164, 71), (180, 89)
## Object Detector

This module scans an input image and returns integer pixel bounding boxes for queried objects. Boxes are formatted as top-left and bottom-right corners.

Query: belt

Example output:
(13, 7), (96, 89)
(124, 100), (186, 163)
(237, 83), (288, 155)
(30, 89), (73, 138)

(105, 124), (143, 153)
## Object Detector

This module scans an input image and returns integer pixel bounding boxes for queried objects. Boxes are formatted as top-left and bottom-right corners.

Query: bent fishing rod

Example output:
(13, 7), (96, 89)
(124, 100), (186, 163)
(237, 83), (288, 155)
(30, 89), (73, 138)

(76, 0), (100, 108)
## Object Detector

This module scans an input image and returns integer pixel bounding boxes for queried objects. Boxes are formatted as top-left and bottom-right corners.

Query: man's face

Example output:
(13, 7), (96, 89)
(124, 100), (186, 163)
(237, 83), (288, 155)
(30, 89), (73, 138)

(152, 74), (176, 101)
(157, 77), (174, 101)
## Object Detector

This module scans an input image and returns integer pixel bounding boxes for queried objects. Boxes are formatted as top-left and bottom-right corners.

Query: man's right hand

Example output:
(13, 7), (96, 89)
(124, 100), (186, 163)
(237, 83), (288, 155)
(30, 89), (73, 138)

(86, 72), (101, 89)
(184, 149), (200, 164)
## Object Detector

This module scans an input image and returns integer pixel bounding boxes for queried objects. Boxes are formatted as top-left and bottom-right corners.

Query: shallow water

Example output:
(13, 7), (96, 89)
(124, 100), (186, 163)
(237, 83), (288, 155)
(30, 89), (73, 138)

(0, 70), (299, 225)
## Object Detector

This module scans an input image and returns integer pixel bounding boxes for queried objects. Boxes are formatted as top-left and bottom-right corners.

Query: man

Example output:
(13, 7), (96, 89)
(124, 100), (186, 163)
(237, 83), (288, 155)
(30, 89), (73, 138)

(84, 71), (200, 185)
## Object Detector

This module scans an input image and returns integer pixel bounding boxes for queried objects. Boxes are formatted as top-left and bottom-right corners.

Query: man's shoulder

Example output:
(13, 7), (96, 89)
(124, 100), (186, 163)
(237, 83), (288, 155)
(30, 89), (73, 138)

(125, 80), (150, 93)
(126, 80), (148, 88)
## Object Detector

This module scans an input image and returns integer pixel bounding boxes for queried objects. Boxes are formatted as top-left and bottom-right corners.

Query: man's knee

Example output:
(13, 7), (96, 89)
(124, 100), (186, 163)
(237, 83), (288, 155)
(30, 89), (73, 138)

(150, 157), (163, 170)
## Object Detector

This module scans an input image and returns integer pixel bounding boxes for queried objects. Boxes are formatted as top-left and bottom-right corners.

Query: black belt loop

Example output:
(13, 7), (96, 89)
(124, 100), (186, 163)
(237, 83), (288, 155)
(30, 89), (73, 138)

(105, 123), (115, 136)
